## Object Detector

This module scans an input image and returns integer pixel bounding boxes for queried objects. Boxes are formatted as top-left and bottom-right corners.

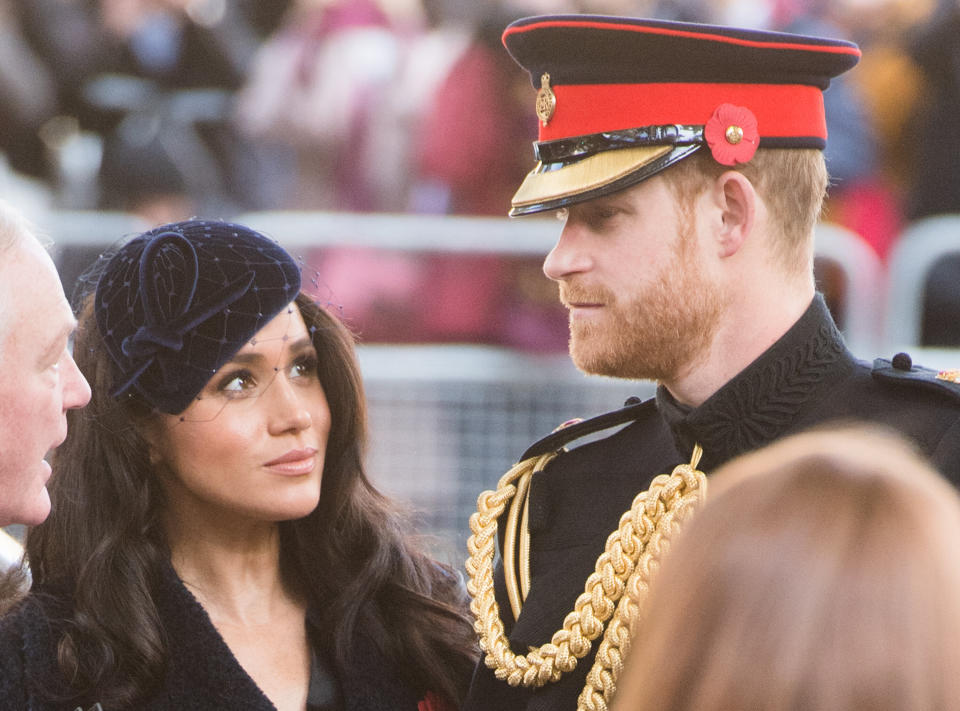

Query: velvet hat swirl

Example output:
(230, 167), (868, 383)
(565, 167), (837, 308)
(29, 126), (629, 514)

(95, 220), (301, 414)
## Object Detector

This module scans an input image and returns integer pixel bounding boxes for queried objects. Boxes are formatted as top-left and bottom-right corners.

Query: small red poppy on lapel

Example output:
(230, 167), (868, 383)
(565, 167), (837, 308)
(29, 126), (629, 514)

(554, 417), (584, 431)
(705, 103), (759, 166)
(418, 691), (453, 711)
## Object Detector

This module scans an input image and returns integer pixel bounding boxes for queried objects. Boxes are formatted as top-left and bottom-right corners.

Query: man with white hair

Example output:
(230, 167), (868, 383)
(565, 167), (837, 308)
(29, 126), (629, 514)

(0, 201), (90, 528)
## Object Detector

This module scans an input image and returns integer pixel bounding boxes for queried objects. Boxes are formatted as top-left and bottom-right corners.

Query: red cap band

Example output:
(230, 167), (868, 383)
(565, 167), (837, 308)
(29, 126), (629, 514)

(540, 82), (826, 143)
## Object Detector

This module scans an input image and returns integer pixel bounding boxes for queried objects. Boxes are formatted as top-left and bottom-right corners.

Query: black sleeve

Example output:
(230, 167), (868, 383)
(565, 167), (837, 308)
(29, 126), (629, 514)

(0, 606), (29, 708)
(930, 414), (960, 488)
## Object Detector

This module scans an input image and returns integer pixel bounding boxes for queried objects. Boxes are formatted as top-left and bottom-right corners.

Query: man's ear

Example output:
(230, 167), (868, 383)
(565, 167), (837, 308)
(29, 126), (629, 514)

(712, 170), (757, 258)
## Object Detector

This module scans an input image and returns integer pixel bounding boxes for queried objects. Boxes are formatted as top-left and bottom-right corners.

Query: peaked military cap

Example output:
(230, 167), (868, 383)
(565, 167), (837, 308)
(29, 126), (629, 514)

(502, 15), (861, 215)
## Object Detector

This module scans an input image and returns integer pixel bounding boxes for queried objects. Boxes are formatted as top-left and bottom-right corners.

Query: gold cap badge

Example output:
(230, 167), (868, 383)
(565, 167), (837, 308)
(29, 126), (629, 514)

(536, 73), (556, 127)
(937, 369), (960, 384)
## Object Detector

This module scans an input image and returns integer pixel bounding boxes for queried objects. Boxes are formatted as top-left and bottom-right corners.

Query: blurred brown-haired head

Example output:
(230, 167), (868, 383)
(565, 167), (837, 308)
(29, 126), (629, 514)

(613, 422), (960, 711)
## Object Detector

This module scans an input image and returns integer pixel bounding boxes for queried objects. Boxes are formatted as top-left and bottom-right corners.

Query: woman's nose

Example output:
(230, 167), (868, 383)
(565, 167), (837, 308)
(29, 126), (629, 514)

(266, 376), (313, 435)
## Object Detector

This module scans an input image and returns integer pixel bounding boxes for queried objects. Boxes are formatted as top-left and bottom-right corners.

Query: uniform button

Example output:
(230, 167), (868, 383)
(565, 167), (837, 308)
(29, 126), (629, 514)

(892, 352), (913, 371)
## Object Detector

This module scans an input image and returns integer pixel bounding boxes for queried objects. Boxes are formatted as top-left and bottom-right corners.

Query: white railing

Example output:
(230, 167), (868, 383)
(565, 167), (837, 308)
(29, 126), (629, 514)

(20, 209), (960, 564)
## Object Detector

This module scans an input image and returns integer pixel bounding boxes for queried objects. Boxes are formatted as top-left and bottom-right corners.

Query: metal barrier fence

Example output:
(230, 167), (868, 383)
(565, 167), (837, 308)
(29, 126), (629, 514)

(16, 209), (960, 568)
(1, 343), (645, 568)
(28, 210), (651, 567)
(357, 345), (648, 564)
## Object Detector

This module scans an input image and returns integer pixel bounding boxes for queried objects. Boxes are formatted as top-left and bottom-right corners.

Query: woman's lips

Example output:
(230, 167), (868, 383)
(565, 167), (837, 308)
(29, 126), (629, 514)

(264, 447), (318, 475)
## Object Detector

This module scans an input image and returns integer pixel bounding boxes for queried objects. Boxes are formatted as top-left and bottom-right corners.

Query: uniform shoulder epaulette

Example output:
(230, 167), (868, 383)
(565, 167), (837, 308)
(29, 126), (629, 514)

(872, 352), (960, 401)
(519, 396), (657, 461)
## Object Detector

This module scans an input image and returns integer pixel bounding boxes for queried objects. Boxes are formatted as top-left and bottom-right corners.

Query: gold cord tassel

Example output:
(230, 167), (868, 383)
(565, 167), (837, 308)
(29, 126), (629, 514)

(577, 444), (706, 711)
(466, 444), (707, 697)
(503, 456), (536, 620)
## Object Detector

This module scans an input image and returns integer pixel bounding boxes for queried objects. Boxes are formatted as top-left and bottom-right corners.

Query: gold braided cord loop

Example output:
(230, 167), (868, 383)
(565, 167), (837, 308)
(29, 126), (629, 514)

(466, 452), (567, 688)
(578, 451), (707, 711)
(466, 445), (707, 693)
(502, 453), (543, 620)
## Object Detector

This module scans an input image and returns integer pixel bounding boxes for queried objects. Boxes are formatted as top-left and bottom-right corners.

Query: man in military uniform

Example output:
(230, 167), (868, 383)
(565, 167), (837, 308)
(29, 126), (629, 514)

(462, 14), (960, 711)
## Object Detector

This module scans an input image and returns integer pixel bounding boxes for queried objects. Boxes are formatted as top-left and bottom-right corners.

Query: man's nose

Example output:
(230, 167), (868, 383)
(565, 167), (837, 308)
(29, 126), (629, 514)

(543, 222), (593, 281)
(63, 352), (91, 410)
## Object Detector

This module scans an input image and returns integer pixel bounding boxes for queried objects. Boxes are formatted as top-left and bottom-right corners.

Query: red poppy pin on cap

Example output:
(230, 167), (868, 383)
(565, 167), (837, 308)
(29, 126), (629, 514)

(705, 104), (759, 165)
(502, 15), (861, 216)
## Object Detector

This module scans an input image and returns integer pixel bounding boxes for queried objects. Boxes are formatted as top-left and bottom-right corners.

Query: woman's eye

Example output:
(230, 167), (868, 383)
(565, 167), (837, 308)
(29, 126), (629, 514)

(290, 356), (318, 380)
(219, 370), (255, 394)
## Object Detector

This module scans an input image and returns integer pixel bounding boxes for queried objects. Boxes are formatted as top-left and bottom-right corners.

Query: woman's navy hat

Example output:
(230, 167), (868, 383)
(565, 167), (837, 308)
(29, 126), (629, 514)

(502, 15), (862, 216)
(95, 220), (301, 414)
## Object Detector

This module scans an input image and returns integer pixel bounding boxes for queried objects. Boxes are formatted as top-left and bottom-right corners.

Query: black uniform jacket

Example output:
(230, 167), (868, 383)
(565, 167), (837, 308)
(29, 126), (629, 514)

(0, 562), (423, 711)
(463, 294), (960, 711)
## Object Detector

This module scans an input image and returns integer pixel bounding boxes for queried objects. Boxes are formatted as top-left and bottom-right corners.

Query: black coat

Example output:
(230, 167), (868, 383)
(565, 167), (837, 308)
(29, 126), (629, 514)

(0, 563), (423, 711)
(463, 295), (960, 711)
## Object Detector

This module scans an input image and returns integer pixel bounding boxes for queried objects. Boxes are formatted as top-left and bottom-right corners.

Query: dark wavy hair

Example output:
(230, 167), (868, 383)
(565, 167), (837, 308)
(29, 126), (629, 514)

(0, 565), (26, 616)
(26, 292), (478, 707)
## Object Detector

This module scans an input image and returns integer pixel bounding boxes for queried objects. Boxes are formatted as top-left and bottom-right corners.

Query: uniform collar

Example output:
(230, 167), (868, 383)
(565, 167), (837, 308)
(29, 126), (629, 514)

(656, 294), (852, 469)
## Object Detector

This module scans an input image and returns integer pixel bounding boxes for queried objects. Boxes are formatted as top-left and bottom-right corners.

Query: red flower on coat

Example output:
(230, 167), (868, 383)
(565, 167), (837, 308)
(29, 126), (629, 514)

(419, 691), (454, 711)
(704, 103), (759, 166)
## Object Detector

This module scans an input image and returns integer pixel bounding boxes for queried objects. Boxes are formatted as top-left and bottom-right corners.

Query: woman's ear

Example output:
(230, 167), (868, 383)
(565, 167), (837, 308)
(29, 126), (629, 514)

(712, 170), (757, 258)
(139, 422), (165, 467)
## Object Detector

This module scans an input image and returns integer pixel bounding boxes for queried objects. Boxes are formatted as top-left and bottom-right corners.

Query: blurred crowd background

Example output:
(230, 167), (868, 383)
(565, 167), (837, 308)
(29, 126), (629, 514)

(3, 0), (960, 563)
(1, 0), (959, 350)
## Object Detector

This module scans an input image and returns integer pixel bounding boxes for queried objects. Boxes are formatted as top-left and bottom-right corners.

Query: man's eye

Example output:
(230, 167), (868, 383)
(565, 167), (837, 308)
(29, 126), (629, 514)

(584, 207), (619, 227)
(43, 348), (69, 375)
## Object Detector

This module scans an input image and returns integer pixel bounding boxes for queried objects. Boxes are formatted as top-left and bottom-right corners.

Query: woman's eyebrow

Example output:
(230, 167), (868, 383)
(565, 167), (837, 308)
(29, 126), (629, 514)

(227, 337), (315, 366)
(288, 337), (315, 354)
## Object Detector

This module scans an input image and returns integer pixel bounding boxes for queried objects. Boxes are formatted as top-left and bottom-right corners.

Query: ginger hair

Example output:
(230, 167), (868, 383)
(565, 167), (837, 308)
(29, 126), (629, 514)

(662, 148), (828, 276)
